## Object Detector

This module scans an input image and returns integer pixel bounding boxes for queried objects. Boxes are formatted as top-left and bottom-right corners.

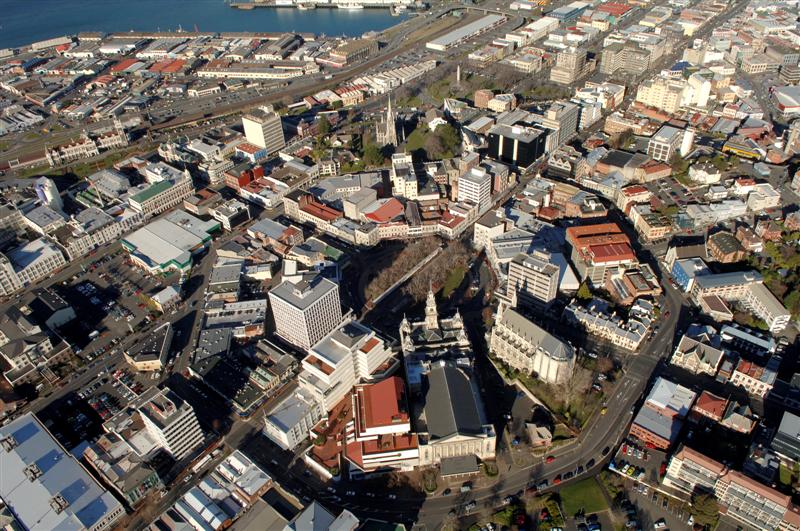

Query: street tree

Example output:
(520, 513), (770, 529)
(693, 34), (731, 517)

(689, 493), (720, 528)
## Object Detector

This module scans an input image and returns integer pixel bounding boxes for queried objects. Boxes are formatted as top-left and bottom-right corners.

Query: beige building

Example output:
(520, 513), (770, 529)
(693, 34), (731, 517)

(635, 76), (687, 114)
(242, 107), (286, 155)
(490, 305), (574, 384)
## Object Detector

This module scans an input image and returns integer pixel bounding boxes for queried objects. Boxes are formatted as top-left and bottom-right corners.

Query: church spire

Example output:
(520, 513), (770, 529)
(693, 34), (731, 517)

(424, 283), (439, 330)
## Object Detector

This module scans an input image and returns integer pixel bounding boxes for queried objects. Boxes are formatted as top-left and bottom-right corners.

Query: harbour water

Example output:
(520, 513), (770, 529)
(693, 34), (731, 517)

(0, 0), (406, 49)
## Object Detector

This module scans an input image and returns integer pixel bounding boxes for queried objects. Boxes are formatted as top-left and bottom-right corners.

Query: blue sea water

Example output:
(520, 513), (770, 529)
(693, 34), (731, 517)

(0, 0), (405, 49)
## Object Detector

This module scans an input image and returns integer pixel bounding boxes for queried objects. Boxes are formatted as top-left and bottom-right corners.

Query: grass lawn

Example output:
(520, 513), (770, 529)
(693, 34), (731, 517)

(559, 478), (608, 517)
(442, 266), (466, 298)
(780, 463), (793, 486)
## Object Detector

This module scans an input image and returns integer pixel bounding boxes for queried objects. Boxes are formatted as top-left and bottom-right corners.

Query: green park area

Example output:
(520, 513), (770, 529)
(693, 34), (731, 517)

(559, 478), (609, 517)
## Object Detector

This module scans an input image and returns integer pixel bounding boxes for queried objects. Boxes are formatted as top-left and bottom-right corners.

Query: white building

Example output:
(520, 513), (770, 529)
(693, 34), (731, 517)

(299, 320), (394, 412)
(0, 413), (126, 531)
(263, 389), (324, 450)
(458, 167), (492, 213)
(242, 107), (286, 155)
(268, 274), (343, 350)
(0, 238), (67, 296)
(137, 387), (205, 460)
(390, 153), (418, 200)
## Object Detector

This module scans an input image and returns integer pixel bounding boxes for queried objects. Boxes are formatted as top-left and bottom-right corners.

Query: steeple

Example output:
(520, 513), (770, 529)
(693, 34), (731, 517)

(385, 95), (398, 147)
(424, 284), (439, 330)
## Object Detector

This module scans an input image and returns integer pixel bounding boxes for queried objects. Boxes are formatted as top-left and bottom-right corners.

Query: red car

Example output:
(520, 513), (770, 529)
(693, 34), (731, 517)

(546, 455), (555, 463)
(553, 474), (562, 485)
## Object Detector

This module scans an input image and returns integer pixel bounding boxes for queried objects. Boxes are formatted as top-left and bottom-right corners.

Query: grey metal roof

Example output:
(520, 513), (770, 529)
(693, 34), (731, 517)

(0, 413), (123, 531)
(424, 363), (483, 439)
(499, 308), (574, 362)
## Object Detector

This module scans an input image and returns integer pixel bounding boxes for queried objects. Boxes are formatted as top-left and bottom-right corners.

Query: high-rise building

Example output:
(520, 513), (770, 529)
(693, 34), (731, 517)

(550, 47), (591, 85)
(487, 123), (548, 168)
(268, 274), (343, 350)
(457, 167), (492, 212)
(635, 76), (687, 114)
(507, 251), (560, 308)
(137, 386), (205, 460)
(242, 107), (285, 155)
(540, 101), (580, 148)
(299, 320), (395, 411)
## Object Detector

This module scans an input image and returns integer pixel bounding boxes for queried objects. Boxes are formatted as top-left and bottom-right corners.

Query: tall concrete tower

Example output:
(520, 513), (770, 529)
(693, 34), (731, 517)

(680, 127), (695, 157)
(34, 176), (63, 212)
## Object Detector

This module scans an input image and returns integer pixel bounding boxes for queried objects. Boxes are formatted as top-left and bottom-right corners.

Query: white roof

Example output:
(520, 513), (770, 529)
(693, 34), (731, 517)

(0, 413), (123, 531)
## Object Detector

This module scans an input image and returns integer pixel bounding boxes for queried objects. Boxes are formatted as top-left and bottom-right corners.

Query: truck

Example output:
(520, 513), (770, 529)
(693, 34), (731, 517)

(88, 330), (100, 340)
(460, 483), (472, 493)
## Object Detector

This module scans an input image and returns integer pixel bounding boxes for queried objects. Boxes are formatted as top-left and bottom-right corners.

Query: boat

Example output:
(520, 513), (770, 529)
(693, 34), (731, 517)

(338, 3), (365, 9)
(297, 3), (316, 8)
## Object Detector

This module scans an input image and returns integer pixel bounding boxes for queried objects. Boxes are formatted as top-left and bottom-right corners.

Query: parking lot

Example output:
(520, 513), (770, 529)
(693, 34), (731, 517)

(54, 249), (181, 359)
(627, 488), (691, 531)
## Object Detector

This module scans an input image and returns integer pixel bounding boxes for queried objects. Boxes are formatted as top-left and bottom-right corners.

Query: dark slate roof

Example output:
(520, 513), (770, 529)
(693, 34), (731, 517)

(424, 363), (483, 439)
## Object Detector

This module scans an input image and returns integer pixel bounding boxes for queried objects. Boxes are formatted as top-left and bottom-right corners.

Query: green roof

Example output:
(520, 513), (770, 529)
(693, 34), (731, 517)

(324, 245), (344, 261)
(131, 180), (174, 204)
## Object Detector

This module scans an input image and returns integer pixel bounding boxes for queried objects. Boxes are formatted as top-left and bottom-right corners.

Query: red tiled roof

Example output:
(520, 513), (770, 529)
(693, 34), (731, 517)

(597, 2), (632, 16)
(356, 376), (408, 429)
(365, 198), (404, 224)
(110, 58), (139, 73)
(236, 142), (264, 155)
(693, 390), (727, 418)
(588, 243), (636, 263)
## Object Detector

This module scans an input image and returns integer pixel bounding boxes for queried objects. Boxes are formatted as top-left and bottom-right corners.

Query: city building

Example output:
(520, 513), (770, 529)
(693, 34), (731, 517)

(771, 411), (800, 464)
(669, 326), (724, 376)
(489, 304), (575, 384)
(122, 211), (218, 274)
(707, 231), (746, 263)
(284, 502), (359, 531)
(299, 320), (395, 412)
(629, 377), (695, 450)
(344, 376), (420, 476)
(124, 322), (172, 372)
(487, 123), (548, 168)
(0, 237), (67, 296)
(268, 274), (343, 351)
(83, 432), (163, 507)
(0, 413), (126, 530)
(137, 386), (205, 460)
(565, 222), (637, 286)
(457, 167), (492, 212)
(417, 361), (496, 466)
(263, 389), (324, 450)
(242, 107), (286, 155)
(646, 125), (684, 162)
(505, 251), (560, 309)
(128, 172), (194, 219)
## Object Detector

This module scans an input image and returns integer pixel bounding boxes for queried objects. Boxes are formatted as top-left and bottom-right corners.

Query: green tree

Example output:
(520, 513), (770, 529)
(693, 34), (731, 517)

(331, 100), (343, 110)
(577, 282), (592, 300)
(612, 128), (634, 149)
(670, 153), (689, 175)
(689, 492), (720, 528)
(318, 117), (331, 137)
(363, 143), (384, 167)
(436, 123), (460, 156)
